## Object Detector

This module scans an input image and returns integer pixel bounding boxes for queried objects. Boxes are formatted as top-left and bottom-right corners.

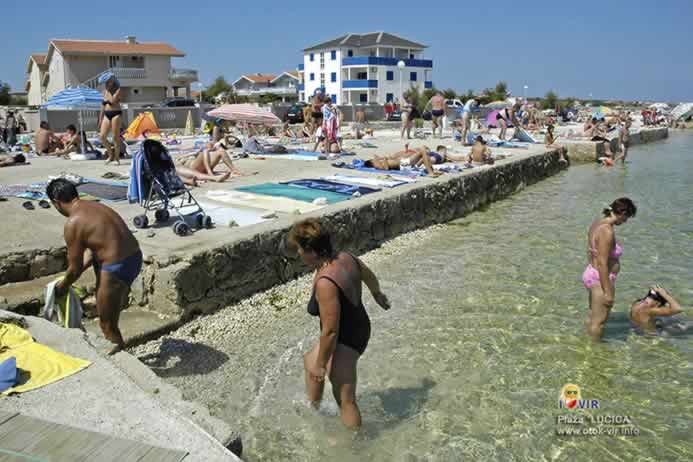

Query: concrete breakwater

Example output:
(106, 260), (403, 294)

(563, 127), (668, 162)
(134, 148), (567, 320)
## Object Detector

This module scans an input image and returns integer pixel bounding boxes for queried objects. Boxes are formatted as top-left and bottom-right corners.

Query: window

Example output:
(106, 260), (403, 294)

(310, 73), (315, 81)
(357, 72), (367, 80)
(347, 49), (353, 57)
(410, 72), (417, 81)
(410, 54), (414, 59)
(320, 53), (324, 69)
(108, 56), (120, 67)
(331, 50), (336, 60)
(386, 93), (394, 102)
(331, 72), (336, 83)
(320, 73), (325, 88)
(331, 94), (337, 103)
(359, 93), (368, 103)
(386, 71), (394, 81)
(309, 53), (314, 62)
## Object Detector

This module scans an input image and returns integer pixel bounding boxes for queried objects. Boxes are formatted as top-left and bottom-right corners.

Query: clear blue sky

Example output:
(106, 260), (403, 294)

(3, 0), (692, 101)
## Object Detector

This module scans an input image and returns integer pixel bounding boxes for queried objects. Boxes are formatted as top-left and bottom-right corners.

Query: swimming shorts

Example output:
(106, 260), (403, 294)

(93, 250), (143, 287)
(311, 111), (323, 120)
(429, 152), (443, 163)
(582, 264), (616, 289)
(432, 109), (445, 118)
(104, 110), (122, 121)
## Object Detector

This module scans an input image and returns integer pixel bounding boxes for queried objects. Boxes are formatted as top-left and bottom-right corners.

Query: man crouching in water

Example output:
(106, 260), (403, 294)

(48, 178), (142, 354)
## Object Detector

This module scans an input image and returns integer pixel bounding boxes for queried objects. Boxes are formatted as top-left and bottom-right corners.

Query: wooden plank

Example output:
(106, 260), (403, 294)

(137, 446), (188, 462)
(0, 415), (188, 462)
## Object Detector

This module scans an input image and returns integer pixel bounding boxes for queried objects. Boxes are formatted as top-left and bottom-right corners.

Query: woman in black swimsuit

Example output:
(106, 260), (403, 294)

(288, 218), (390, 429)
(496, 107), (510, 140)
(98, 73), (123, 164)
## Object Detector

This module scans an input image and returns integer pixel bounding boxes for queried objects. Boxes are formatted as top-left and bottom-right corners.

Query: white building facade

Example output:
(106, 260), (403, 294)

(298, 32), (433, 105)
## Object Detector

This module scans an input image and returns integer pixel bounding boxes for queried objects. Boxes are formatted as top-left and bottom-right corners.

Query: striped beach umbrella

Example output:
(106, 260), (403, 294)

(43, 87), (103, 109)
(206, 104), (280, 125)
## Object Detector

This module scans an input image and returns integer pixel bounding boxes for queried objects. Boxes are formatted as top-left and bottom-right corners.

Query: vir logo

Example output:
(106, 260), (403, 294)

(559, 384), (600, 410)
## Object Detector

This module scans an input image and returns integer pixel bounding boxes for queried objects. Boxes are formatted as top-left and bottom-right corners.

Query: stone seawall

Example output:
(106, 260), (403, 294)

(564, 127), (669, 163)
(138, 149), (567, 318)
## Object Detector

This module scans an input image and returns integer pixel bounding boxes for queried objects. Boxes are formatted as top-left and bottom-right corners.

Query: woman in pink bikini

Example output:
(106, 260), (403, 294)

(583, 197), (637, 340)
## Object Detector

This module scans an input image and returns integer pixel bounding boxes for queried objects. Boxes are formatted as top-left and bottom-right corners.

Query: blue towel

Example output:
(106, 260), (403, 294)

(0, 357), (18, 393)
(282, 179), (380, 196)
(236, 183), (349, 204)
(333, 159), (426, 177)
(16, 191), (47, 200)
(127, 149), (145, 204)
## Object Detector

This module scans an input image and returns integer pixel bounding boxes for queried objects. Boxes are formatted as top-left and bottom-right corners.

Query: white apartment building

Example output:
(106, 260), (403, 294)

(298, 32), (433, 105)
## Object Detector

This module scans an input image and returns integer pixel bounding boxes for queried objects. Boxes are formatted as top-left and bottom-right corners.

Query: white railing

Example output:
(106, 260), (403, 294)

(234, 87), (298, 96)
(169, 68), (198, 82)
(82, 67), (147, 88)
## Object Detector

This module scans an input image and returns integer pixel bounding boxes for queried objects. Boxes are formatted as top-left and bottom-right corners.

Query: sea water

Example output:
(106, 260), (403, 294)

(189, 133), (693, 461)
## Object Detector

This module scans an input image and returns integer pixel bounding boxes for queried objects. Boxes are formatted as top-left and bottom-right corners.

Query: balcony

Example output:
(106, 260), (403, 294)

(83, 67), (146, 89)
(234, 87), (298, 96)
(169, 68), (199, 83)
(343, 80), (378, 89)
(425, 81), (433, 89)
(342, 57), (433, 68)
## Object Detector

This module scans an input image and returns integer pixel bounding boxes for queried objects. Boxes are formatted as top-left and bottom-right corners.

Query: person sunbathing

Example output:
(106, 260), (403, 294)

(282, 122), (297, 139)
(467, 137), (493, 165)
(0, 153), (26, 167)
(35, 121), (62, 155)
(174, 142), (236, 183)
(364, 144), (463, 175)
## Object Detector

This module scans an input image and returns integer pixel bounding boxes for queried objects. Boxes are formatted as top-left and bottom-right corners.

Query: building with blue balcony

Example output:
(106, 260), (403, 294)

(298, 32), (433, 105)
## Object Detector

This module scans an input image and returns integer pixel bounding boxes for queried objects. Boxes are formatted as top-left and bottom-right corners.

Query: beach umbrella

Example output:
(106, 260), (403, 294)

(484, 100), (508, 109)
(43, 87), (103, 154)
(206, 104), (280, 126)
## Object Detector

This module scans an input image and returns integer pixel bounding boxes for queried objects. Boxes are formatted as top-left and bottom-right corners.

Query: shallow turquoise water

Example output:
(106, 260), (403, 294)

(179, 134), (693, 461)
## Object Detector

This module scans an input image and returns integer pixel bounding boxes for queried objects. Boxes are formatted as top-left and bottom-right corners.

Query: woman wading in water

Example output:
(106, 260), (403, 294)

(98, 72), (123, 164)
(583, 197), (636, 340)
(288, 218), (390, 428)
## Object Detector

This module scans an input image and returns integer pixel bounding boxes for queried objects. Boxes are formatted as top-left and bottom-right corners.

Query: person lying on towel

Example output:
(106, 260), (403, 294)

(364, 144), (466, 175)
(174, 141), (238, 185)
(0, 153), (26, 167)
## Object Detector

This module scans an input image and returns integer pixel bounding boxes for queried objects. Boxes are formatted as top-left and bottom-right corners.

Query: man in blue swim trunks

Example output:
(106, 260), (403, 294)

(48, 178), (142, 354)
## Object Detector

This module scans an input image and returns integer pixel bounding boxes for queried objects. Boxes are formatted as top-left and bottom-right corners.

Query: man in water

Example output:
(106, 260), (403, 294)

(630, 286), (688, 336)
(614, 120), (631, 163)
(429, 92), (446, 138)
(48, 178), (142, 354)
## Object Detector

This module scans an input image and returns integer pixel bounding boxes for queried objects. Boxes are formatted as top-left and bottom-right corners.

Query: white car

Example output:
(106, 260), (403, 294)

(445, 99), (464, 108)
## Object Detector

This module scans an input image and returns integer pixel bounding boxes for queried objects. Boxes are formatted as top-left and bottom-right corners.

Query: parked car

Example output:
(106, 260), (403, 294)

(387, 108), (402, 122)
(160, 97), (197, 108)
(285, 102), (307, 124)
(445, 99), (464, 109)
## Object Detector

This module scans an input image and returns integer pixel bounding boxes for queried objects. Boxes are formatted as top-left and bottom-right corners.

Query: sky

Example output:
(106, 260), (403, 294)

(2, 0), (692, 102)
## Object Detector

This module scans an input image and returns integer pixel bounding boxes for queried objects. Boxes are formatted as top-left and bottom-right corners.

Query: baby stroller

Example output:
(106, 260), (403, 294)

(130, 139), (212, 236)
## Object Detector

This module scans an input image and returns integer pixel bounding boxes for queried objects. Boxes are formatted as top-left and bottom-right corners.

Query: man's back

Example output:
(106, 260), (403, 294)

(70, 201), (140, 265)
(431, 95), (445, 109)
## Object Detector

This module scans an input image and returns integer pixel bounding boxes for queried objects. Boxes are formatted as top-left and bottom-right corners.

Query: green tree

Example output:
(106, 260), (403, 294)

(493, 81), (508, 100)
(205, 76), (231, 98)
(460, 89), (476, 103)
(10, 95), (27, 106)
(0, 82), (11, 105)
(542, 90), (558, 110)
(442, 88), (457, 100)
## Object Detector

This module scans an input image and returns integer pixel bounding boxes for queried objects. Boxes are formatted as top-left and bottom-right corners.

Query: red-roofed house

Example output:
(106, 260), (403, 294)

(231, 72), (299, 101)
(28, 36), (198, 105)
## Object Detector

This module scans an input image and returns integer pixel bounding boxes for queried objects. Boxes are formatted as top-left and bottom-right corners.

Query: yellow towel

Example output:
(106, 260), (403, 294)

(0, 323), (91, 395)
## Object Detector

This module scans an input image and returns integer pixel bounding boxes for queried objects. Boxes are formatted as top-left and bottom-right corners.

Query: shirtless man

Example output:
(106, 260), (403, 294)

(175, 142), (234, 183)
(48, 178), (142, 354)
(353, 107), (367, 139)
(429, 92), (446, 138)
(53, 125), (80, 157)
(0, 153), (26, 167)
(630, 286), (687, 336)
(614, 120), (631, 163)
(467, 136), (493, 164)
(311, 91), (324, 135)
(364, 144), (462, 175)
(458, 99), (476, 145)
(35, 121), (61, 155)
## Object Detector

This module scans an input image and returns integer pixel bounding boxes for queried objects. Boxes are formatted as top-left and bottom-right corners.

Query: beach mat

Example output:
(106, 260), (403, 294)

(236, 183), (349, 204)
(77, 182), (128, 201)
(251, 154), (321, 161)
(321, 174), (412, 188)
(333, 159), (424, 177)
(512, 127), (538, 143)
(281, 179), (379, 196)
(206, 190), (325, 214)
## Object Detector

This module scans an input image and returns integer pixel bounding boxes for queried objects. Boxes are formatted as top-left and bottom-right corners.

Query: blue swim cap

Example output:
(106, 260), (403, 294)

(98, 72), (115, 85)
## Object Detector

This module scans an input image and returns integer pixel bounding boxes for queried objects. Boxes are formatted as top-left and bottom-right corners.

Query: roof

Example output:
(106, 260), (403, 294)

(243, 74), (276, 83)
(49, 39), (185, 57)
(271, 71), (299, 83)
(304, 32), (427, 52)
(26, 53), (47, 73)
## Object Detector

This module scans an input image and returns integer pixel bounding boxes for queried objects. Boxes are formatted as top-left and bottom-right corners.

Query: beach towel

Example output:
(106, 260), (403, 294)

(77, 181), (128, 201)
(250, 153), (321, 161)
(333, 159), (425, 177)
(42, 279), (84, 329)
(512, 127), (538, 143)
(192, 201), (269, 227)
(282, 179), (379, 196)
(0, 357), (17, 393)
(128, 149), (145, 204)
(236, 183), (349, 204)
(321, 174), (411, 188)
(322, 106), (339, 142)
(0, 323), (90, 395)
(206, 190), (325, 214)
(485, 140), (529, 149)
